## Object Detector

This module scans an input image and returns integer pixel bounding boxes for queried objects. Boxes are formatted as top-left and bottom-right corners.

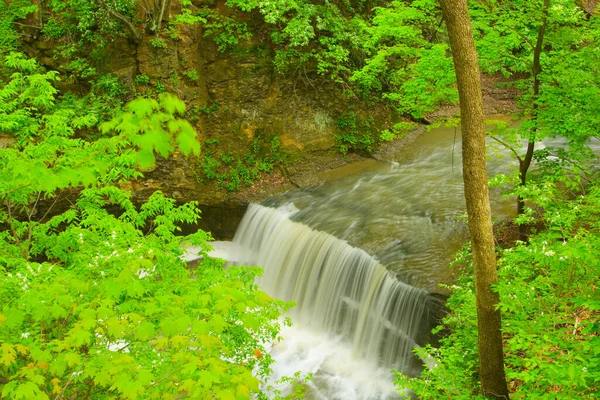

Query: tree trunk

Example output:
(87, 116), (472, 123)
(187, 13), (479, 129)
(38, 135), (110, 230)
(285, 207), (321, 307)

(517, 0), (550, 242)
(38, 0), (44, 29)
(162, 0), (172, 23)
(439, 0), (509, 398)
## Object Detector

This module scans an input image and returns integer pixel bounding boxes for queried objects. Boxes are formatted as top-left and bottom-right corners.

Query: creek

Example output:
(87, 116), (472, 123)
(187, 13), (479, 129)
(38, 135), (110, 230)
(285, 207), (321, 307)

(206, 123), (580, 399)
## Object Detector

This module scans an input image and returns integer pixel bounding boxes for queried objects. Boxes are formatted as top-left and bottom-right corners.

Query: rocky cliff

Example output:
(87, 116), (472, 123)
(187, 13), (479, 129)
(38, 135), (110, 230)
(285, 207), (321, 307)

(17, 0), (517, 237)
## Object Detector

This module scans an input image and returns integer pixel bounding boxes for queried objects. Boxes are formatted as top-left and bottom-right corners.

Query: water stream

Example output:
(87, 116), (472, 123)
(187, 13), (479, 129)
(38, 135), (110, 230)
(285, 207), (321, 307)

(209, 125), (600, 398)
(264, 126), (516, 291)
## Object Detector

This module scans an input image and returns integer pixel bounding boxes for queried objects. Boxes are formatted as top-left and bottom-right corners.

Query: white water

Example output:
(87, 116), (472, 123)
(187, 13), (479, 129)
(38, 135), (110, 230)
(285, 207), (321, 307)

(266, 325), (400, 400)
(226, 204), (430, 398)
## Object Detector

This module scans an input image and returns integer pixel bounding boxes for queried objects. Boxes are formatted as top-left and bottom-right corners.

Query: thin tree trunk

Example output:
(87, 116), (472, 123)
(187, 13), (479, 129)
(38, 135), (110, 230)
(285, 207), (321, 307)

(38, 0), (44, 29)
(162, 0), (172, 23)
(439, 0), (509, 398)
(95, 0), (141, 43)
(517, 0), (550, 241)
(156, 0), (168, 31)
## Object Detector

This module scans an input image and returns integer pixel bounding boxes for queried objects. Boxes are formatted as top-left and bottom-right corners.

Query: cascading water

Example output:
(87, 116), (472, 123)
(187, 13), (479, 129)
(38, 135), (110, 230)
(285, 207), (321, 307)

(205, 127), (509, 399)
(232, 204), (430, 375)
(205, 124), (600, 399)
(220, 203), (431, 399)
(207, 124), (584, 398)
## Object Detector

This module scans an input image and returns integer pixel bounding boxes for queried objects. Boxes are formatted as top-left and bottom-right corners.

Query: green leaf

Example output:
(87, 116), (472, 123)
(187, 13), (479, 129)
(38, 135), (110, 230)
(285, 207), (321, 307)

(159, 93), (186, 115)
(197, 370), (220, 388)
(64, 352), (81, 367)
(209, 314), (227, 334)
(136, 321), (156, 340)
(14, 382), (48, 400)
(1, 343), (17, 366)
(136, 149), (156, 169)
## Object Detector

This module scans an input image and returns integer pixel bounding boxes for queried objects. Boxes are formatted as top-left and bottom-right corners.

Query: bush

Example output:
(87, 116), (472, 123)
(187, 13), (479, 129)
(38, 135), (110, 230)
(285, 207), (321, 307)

(396, 187), (600, 399)
(0, 54), (292, 399)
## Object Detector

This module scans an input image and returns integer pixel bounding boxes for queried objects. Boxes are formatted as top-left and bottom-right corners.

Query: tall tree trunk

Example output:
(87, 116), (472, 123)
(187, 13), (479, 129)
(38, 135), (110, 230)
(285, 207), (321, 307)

(439, 0), (509, 398)
(517, 0), (550, 242)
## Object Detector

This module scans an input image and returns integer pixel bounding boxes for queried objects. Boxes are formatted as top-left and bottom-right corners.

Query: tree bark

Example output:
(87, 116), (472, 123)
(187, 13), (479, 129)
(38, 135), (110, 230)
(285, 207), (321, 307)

(439, 0), (509, 398)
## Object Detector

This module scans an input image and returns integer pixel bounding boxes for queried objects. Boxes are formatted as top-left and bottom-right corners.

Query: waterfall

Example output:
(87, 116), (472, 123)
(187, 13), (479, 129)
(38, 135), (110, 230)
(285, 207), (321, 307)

(231, 203), (430, 375)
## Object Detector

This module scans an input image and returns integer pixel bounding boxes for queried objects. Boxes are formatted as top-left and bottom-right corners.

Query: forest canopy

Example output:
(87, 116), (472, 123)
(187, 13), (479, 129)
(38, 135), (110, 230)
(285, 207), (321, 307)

(1, 0), (599, 398)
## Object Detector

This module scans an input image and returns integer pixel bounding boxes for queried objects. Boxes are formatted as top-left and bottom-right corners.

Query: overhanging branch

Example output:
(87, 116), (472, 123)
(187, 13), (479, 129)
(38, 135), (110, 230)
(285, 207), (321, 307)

(95, 0), (141, 43)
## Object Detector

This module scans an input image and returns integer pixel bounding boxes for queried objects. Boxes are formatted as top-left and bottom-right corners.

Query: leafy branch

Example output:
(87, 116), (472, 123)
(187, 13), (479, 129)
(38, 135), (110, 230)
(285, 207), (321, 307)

(94, 0), (141, 43)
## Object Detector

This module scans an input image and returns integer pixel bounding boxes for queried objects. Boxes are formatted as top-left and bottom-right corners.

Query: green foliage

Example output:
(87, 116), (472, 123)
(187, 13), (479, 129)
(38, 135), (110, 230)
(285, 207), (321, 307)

(219, 0), (456, 121)
(0, 189), (291, 399)
(351, 1), (457, 118)
(383, 44), (457, 119)
(187, 102), (220, 123)
(380, 129), (395, 142)
(396, 184), (600, 398)
(94, 74), (125, 98)
(199, 136), (288, 191)
(0, 0), (202, 100)
(149, 38), (168, 49)
(225, 0), (362, 81)
(0, 54), (293, 399)
(0, 0), (38, 53)
(266, 371), (314, 399)
(200, 10), (252, 53)
(495, 195), (600, 397)
(185, 69), (200, 81)
(41, 18), (67, 38)
(64, 57), (97, 79)
(153, 81), (165, 94)
(488, 124), (596, 225)
(396, 5), (600, 391)
(380, 121), (413, 142)
(335, 111), (377, 154)
(198, 101), (220, 116)
(43, 0), (135, 47)
(351, 1), (431, 93)
(0, 52), (199, 201)
(134, 74), (150, 86)
(472, 0), (600, 206)
(168, 0), (206, 37)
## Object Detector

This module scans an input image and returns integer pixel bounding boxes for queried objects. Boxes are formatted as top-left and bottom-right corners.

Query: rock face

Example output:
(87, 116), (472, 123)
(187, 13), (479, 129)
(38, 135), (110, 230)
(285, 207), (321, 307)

(91, 7), (395, 237)
(18, 3), (517, 238)
(17, 6), (391, 239)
